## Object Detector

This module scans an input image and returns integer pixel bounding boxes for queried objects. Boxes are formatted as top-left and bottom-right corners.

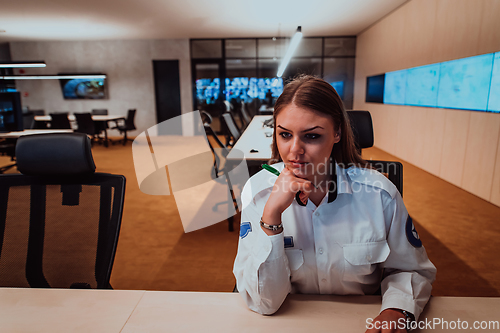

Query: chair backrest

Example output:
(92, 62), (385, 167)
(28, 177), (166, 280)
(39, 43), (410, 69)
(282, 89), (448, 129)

(347, 110), (374, 153)
(200, 110), (213, 125)
(49, 113), (71, 129)
(30, 109), (45, 116)
(347, 110), (403, 196)
(203, 122), (229, 178)
(22, 112), (35, 129)
(237, 101), (251, 129)
(74, 112), (96, 136)
(125, 109), (136, 130)
(92, 109), (108, 115)
(0, 133), (126, 289)
(221, 112), (241, 146)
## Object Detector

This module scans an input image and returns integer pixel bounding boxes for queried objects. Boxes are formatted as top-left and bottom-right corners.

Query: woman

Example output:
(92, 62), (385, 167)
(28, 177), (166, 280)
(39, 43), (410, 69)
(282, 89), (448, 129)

(233, 75), (436, 332)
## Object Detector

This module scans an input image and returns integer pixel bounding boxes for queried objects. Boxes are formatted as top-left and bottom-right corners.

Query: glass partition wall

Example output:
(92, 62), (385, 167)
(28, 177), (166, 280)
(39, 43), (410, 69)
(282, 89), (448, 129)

(191, 37), (356, 129)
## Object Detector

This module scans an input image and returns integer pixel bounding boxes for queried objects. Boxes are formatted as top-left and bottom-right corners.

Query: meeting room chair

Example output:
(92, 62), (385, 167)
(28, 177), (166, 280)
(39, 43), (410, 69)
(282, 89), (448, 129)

(201, 111), (239, 232)
(347, 110), (403, 196)
(0, 133), (126, 289)
(91, 109), (108, 115)
(49, 112), (72, 129)
(111, 109), (136, 145)
(29, 109), (48, 129)
(74, 112), (99, 144)
(22, 112), (35, 129)
(220, 112), (241, 148)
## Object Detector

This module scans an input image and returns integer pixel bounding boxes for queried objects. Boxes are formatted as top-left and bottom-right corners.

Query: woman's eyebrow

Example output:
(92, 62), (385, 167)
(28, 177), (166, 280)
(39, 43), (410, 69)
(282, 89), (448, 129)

(277, 125), (324, 132)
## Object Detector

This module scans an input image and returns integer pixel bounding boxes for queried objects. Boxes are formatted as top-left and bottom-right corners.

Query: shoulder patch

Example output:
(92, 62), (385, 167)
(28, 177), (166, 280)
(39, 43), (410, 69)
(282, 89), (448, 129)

(405, 215), (422, 248)
(239, 222), (252, 239)
(347, 168), (398, 198)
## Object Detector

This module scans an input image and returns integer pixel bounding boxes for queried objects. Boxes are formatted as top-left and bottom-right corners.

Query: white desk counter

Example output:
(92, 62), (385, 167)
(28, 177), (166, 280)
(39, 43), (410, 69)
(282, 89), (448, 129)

(226, 115), (273, 162)
(1, 288), (499, 333)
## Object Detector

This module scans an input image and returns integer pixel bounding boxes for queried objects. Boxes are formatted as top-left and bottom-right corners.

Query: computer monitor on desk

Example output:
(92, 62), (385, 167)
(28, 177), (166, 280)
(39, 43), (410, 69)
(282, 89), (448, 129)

(0, 92), (23, 133)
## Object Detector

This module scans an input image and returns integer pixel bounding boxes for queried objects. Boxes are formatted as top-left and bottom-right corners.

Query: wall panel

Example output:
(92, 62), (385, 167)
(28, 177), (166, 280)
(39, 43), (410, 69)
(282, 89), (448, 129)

(461, 112), (500, 201)
(439, 110), (470, 187)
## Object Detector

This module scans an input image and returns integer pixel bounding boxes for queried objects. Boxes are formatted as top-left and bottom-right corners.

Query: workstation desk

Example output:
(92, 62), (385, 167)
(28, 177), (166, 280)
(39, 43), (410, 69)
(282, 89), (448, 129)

(226, 115), (273, 175)
(1, 288), (498, 332)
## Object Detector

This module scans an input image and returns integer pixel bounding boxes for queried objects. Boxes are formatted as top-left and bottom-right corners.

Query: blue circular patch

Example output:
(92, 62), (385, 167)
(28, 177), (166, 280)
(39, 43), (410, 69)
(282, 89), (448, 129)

(405, 215), (422, 248)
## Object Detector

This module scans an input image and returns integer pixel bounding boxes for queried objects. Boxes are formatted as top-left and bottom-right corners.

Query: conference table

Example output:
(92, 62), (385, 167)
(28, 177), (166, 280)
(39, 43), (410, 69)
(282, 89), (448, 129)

(34, 114), (125, 123)
(34, 114), (125, 147)
(0, 129), (73, 139)
(1, 288), (498, 332)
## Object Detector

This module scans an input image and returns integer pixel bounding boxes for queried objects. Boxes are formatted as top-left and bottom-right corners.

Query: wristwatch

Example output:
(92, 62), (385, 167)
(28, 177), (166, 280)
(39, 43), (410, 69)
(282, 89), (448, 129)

(397, 309), (415, 331)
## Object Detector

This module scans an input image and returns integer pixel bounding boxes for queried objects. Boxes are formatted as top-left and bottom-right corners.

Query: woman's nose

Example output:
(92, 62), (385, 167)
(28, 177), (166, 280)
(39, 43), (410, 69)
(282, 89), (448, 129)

(290, 137), (305, 155)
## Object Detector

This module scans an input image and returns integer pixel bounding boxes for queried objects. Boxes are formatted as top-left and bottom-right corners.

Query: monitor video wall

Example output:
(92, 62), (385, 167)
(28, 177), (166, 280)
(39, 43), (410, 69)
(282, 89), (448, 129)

(366, 51), (500, 113)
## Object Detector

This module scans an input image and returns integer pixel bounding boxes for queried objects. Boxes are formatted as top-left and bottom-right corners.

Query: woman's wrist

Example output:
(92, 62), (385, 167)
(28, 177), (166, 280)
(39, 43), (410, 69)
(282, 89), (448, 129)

(261, 210), (283, 236)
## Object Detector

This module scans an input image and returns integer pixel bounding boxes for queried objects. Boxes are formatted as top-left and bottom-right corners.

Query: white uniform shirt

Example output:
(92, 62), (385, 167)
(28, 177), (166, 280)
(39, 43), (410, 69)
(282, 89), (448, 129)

(233, 162), (436, 318)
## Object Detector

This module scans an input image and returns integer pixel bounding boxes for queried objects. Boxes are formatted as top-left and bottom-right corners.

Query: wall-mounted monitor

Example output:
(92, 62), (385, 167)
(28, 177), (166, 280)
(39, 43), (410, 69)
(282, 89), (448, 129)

(366, 51), (500, 113)
(59, 74), (107, 100)
(0, 92), (23, 132)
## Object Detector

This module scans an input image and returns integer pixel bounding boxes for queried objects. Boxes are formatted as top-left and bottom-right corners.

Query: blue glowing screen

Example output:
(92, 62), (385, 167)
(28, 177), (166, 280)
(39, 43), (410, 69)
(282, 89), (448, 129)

(372, 51), (500, 113)
(405, 64), (440, 107)
(487, 52), (500, 112)
(437, 53), (493, 111)
(384, 70), (407, 105)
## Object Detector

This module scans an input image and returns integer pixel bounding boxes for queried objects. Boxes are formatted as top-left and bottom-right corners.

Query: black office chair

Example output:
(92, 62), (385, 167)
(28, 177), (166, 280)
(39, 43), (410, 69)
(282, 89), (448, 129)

(75, 113), (96, 137)
(236, 101), (251, 131)
(111, 109), (136, 145)
(0, 133), (126, 289)
(91, 109), (108, 115)
(30, 109), (48, 129)
(220, 112), (241, 147)
(347, 110), (403, 196)
(202, 112), (239, 232)
(22, 112), (35, 129)
(49, 113), (71, 129)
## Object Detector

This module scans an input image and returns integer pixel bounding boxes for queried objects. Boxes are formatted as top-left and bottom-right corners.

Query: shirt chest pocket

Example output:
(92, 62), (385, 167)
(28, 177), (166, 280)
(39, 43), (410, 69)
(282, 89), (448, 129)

(342, 240), (390, 283)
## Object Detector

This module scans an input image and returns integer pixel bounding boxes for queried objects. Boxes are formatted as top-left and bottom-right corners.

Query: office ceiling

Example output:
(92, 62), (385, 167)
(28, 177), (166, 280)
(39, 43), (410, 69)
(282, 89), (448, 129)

(0, 0), (408, 42)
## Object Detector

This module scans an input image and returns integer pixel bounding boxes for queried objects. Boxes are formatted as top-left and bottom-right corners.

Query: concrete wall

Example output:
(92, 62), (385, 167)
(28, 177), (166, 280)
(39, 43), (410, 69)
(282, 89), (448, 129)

(10, 39), (192, 135)
(354, 0), (500, 206)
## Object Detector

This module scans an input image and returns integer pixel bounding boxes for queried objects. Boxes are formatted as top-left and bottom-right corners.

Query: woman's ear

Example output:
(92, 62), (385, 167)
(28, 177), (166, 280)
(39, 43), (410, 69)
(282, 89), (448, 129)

(334, 129), (341, 144)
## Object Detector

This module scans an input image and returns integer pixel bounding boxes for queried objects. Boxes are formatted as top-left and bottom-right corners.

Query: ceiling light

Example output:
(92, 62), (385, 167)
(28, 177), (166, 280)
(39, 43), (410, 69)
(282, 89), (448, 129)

(0, 61), (46, 68)
(0, 74), (106, 80)
(276, 26), (302, 78)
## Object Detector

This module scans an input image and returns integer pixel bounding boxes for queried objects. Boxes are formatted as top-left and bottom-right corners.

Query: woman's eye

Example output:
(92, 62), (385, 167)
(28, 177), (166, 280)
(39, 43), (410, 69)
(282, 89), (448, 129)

(305, 133), (321, 140)
(279, 132), (291, 139)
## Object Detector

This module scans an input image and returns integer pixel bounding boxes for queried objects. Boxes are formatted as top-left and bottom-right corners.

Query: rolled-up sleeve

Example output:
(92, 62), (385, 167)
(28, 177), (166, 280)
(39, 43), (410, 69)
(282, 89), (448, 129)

(233, 182), (291, 315)
(381, 193), (437, 320)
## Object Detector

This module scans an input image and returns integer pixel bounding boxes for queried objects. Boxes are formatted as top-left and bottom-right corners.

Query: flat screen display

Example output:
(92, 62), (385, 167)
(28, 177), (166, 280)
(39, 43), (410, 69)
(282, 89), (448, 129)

(330, 81), (344, 99)
(384, 70), (407, 105)
(405, 64), (440, 107)
(59, 77), (107, 99)
(365, 74), (385, 103)
(0, 92), (23, 132)
(487, 52), (500, 112)
(437, 53), (493, 111)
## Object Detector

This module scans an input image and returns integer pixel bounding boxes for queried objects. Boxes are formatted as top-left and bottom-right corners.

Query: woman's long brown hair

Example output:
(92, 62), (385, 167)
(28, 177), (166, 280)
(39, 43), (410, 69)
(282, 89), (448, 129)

(270, 75), (367, 168)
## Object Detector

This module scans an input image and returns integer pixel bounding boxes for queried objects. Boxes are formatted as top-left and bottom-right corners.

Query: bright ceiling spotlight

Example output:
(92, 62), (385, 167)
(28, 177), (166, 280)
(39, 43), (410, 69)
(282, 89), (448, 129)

(276, 26), (303, 78)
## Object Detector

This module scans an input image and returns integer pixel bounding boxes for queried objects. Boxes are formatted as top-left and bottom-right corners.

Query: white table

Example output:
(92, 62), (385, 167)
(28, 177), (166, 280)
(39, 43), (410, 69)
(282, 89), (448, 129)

(1, 288), (499, 333)
(226, 115), (273, 162)
(34, 115), (124, 122)
(0, 129), (73, 139)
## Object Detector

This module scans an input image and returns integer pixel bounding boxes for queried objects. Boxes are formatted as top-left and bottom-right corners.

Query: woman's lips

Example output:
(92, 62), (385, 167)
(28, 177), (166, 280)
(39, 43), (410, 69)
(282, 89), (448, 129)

(289, 161), (308, 168)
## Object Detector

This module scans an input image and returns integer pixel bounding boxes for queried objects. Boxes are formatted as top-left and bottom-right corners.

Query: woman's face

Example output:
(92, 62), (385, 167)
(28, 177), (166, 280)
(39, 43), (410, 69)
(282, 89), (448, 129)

(275, 103), (340, 183)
